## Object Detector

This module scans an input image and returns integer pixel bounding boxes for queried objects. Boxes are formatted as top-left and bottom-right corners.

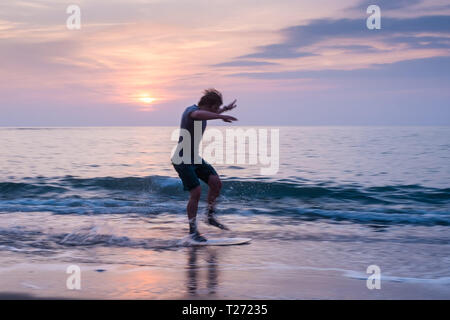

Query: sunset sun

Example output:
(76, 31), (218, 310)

(138, 94), (156, 104)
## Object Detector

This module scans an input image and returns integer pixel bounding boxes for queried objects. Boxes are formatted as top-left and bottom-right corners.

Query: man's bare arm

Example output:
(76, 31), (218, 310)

(191, 110), (237, 122)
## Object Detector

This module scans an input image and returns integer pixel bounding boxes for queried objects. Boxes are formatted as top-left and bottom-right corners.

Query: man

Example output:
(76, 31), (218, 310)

(172, 89), (238, 242)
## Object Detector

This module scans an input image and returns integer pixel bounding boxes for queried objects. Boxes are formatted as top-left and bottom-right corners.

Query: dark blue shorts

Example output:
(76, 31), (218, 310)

(172, 160), (218, 191)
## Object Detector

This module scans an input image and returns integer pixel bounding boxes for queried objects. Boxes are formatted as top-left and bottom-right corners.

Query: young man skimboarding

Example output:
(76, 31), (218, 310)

(172, 89), (237, 242)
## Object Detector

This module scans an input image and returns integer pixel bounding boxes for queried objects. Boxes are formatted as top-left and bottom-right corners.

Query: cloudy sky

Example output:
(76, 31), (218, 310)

(0, 0), (449, 126)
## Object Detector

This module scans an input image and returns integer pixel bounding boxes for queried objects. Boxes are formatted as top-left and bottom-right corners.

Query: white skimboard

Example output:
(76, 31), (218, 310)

(187, 238), (251, 246)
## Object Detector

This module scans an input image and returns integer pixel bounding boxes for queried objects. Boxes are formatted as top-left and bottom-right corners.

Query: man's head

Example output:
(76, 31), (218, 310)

(198, 88), (223, 112)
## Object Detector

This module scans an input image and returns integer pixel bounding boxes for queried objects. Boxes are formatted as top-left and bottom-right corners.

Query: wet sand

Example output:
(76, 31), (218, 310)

(1, 245), (449, 300)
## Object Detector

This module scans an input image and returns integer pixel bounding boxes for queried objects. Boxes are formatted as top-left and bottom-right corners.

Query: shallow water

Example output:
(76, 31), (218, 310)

(0, 126), (449, 298)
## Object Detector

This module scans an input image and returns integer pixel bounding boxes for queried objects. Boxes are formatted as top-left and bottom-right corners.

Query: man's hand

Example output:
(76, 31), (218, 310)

(219, 99), (237, 113)
(221, 115), (238, 123)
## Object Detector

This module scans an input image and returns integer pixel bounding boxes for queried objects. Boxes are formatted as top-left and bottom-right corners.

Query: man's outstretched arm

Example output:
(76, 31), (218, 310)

(191, 110), (238, 122)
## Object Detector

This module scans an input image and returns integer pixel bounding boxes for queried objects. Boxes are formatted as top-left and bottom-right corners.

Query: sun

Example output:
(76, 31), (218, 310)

(137, 94), (156, 104)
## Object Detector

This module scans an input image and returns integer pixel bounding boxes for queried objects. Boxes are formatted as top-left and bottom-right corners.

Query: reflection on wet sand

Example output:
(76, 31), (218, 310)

(186, 247), (219, 296)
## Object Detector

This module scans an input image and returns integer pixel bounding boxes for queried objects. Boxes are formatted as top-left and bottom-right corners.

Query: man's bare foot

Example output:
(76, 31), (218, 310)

(205, 210), (229, 230)
(189, 231), (207, 242)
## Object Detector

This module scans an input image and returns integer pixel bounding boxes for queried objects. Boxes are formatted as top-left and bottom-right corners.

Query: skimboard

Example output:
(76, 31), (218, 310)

(187, 237), (251, 246)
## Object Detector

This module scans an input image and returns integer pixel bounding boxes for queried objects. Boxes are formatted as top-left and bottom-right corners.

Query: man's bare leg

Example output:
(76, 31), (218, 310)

(207, 175), (221, 211)
(206, 175), (229, 230)
(187, 186), (207, 241)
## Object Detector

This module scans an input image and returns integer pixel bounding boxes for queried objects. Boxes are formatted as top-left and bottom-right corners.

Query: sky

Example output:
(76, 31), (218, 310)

(0, 0), (449, 126)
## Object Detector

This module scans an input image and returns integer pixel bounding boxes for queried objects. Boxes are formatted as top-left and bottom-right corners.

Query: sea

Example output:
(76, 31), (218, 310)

(0, 126), (449, 298)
